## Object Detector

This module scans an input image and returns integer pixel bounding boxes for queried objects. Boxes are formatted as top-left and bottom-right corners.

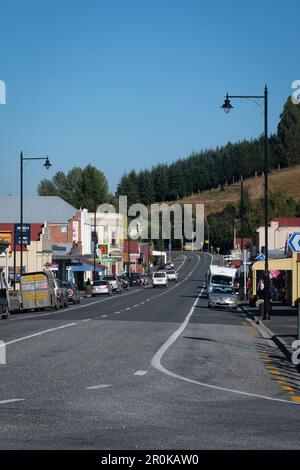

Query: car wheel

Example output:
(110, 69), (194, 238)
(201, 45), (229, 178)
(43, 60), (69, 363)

(92, 294), (95, 297)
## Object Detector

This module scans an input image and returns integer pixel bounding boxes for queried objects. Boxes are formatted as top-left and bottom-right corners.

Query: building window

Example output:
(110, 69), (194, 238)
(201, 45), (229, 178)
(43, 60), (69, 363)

(112, 231), (116, 246)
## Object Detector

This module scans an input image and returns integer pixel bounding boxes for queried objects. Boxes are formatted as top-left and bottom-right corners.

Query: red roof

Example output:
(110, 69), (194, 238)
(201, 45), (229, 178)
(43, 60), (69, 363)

(271, 218), (300, 227)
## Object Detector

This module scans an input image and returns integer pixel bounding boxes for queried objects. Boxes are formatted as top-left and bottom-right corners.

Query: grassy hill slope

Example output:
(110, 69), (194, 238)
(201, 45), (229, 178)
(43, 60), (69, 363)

(174, 165), (300, 216)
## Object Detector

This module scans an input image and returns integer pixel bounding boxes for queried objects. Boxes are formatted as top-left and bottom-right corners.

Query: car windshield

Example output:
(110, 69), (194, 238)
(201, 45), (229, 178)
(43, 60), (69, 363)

(93, 281), (108, 286)
(103, 276), (116, 281)
(212, 287), (234, 294)
(130, 274), (140, 278)
(154, 272), (166, 278)
(167, 270), (175, 274)
(211, 275), (232, 286)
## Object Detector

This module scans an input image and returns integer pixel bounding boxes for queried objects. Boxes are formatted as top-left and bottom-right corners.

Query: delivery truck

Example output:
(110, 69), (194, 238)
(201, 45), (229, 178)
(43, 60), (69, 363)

(205, 265), (237, 293)
(20, 271), (60, 311)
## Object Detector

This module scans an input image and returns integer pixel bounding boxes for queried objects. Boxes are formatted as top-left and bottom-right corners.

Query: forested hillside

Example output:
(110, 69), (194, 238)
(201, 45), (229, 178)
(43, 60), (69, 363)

(116, 97), (300, 206)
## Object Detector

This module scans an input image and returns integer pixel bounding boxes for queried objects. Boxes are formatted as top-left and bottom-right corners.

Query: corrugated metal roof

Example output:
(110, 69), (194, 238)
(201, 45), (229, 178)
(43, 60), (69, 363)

(0, 196), (77, 223)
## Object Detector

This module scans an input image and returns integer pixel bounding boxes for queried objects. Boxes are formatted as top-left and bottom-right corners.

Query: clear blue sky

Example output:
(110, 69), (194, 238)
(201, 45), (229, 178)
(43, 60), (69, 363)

(0, 0), (299, 196)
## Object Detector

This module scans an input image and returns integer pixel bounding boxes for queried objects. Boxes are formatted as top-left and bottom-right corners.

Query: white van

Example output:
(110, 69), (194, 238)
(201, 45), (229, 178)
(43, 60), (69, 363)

(153, 271), (168, 288)
(206, 265), (237, 293)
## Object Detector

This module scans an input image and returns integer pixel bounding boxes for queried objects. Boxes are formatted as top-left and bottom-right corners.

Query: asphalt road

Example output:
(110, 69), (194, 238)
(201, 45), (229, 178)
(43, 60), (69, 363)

(0, 252), (300, 449)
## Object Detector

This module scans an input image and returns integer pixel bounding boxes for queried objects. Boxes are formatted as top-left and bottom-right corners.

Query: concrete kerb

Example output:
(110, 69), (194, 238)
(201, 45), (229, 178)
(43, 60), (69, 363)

(240, 305), (294, 362)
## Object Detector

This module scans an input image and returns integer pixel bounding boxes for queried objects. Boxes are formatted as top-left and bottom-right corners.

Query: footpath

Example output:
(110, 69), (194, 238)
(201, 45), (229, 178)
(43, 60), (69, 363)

(242, 301), (299, 360)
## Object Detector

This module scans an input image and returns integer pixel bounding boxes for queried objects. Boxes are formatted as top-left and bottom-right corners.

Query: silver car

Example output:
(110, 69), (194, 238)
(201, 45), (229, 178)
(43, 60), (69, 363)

(208, 286), (238, 310)
(92, 280), (112, 296)
(103, 275), (122, 293)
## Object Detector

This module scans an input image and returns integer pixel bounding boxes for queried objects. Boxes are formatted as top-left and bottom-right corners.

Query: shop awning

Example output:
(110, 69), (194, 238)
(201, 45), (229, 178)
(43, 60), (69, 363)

(69, 258), (107, 272)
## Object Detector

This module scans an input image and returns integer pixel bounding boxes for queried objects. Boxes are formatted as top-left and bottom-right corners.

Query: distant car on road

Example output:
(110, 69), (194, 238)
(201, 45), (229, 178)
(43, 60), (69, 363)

(153, 271), (168, 288)
(164, 262), (174, 270)
(166, 269), (178, 282)
(62, 281), (80, 304)
(92, 280), (112, 296)
(103, 275), (122, 293)
(118, 274), (131, 290)
(208, 286), (238, 310)
(129, 273), (142, 287)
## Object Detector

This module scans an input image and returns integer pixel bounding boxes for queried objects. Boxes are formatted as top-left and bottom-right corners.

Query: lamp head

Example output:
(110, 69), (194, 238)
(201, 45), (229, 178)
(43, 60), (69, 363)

(44, 157), (52, 170)
(221, 94), (233, 113)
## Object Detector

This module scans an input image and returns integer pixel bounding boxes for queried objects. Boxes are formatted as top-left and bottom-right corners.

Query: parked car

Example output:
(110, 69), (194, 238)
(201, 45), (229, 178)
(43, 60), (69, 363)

(103, 275), (122, 293)
(92, 280), (112, 296)
(153, 271), (168, 288)
(166, 269), (178, 282)
(129, 273), (142, 287)
(118, 274), (131, 290)
(53, 278), (68, 308)
(208, 286), (238, 310)
(62, 281), (80, 304)
(164, 262), (174, 269)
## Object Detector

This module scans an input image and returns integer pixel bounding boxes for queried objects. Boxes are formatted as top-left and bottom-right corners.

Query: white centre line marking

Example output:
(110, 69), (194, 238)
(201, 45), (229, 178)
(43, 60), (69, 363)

(86, 384), (111, 390)
(0, 399), (25, 405)
(134, 370), (148, 376)
(101, 315), (108, 318)
(125, 307), (130, 311)
(82, 319), (92, 322)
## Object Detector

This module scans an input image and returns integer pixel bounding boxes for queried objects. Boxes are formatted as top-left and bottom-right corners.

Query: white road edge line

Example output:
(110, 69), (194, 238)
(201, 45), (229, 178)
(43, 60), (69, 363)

(0, 323), (77, 347)
(0, 399), (25, 405)
(151, 254), (298, 406)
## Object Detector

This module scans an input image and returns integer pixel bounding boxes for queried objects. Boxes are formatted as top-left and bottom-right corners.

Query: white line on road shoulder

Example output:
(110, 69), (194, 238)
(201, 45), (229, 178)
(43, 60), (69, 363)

(151, 255), (298, 407)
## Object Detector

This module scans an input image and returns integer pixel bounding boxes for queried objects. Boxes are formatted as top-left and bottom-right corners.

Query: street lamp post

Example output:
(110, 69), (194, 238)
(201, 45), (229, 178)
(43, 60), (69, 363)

(20, 152), (51, 277)
(93, 200), (97, 281)
(221, 86), (270, 319)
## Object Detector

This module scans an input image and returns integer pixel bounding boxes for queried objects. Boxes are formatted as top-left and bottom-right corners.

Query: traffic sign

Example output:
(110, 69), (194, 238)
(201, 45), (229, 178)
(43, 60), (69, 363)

(256, 253), (265, 261)
(97, 244), (108, 255)
(288, 232), (300, 253)
(15, 224), (30, 246)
